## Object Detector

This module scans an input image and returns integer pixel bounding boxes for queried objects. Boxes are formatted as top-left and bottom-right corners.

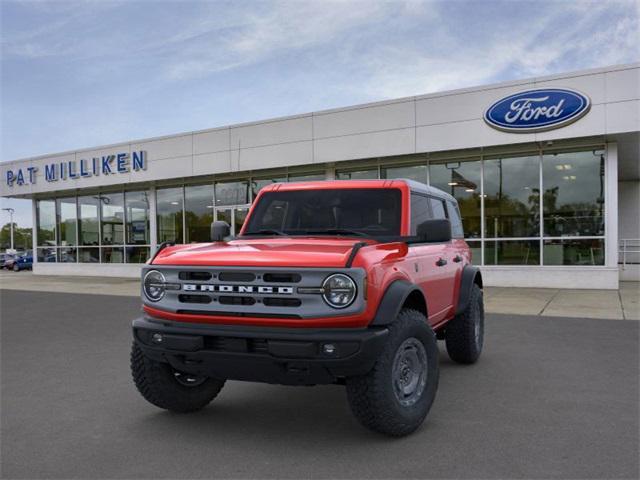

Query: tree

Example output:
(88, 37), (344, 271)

(0, 223), (32, 251)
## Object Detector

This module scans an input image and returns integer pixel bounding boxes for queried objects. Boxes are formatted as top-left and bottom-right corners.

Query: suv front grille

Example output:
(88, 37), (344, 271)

(147, 267), (365, 320)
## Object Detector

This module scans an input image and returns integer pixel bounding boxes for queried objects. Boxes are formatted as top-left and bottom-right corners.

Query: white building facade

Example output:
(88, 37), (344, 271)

(2, 63), (639, 289)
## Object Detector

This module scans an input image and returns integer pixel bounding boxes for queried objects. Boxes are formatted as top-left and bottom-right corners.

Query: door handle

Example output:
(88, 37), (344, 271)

(435, 258), (447, 267)
(453, 255), (463, 263)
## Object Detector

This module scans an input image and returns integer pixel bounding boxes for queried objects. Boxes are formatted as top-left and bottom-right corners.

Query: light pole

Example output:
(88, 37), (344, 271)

(2, 207), (15, 251)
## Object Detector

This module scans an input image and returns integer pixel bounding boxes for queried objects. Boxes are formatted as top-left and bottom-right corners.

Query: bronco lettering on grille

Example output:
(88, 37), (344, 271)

(182, 284), (294, 294)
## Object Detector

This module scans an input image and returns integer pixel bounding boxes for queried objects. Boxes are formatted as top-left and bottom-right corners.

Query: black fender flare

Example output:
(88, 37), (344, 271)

(455, 265), (483, 315)
(371, 280), (426, 326)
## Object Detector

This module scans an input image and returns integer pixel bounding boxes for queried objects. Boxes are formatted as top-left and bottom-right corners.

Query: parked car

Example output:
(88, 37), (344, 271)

(2, 253), (17, 270)
(131, 179), (484, 436)
(12, 252), (33, 271)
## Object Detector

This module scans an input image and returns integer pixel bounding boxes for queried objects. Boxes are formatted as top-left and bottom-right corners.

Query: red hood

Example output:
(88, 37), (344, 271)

(151, 238), (376, 268)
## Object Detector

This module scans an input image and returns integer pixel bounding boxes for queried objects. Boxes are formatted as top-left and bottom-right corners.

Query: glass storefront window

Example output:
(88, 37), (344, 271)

(484, 155), (540, 238)
(484, 240), (540, 265)
(36, 200), (56, 246)
(185, 184), (214, 243)
(383, 164), (428, 184)
(56, 198), (77, 246)
(288, 172), (325, 182)
(215, 180), (249, 206)
(125, 191), (150, 245)
(234, 207), (249, 235)
(78, 196), (100, 246)
(58, 247), (77, 263)
(126, 246), (150, 263)
(252, 177), (286, 198)
(100, 193), (124, 245)
(78, 247), (100, 263)
(336, 168), (378, 180)
(543, 239), (604, 265)
(101, 247), (124, 263)
(430, 160), (481, 238)
(542, 150), (605, 237)
(37, 246), (56, 262)
(157, 187), (184, 243)
(466, 240), (481, 265)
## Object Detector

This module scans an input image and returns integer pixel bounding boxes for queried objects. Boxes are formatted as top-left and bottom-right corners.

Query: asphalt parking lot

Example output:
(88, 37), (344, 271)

(1, 289), (638, 479)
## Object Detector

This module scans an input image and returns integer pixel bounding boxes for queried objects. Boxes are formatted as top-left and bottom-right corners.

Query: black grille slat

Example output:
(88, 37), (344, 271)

(263, 297), (302, 307)
(219, 272), (256, 282)
(263, 273), (301, 283)
(218, 296), (256, 306)
(178, 294), (212, 304)
(179, 271), (212, 281)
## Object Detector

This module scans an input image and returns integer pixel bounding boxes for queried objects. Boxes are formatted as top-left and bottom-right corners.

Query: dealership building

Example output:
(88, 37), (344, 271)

(1, 63), (638, 289)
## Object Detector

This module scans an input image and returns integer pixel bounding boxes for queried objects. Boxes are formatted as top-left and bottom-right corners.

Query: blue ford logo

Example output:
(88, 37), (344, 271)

(484, 88), (591, 133)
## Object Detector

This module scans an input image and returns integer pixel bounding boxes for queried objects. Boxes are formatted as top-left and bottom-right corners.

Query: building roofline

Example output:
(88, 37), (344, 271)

(3, 62), (639, 165)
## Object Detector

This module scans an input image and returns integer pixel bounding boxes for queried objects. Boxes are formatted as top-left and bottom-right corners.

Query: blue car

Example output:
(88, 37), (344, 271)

(13, 253), (33, 271)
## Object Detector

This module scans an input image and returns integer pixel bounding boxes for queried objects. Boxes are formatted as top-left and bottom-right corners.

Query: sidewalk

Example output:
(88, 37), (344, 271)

(1, 271), (638, 320)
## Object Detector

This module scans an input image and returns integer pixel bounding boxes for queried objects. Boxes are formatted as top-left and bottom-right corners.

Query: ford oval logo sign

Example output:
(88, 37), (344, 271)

(484, 88), (591, 133)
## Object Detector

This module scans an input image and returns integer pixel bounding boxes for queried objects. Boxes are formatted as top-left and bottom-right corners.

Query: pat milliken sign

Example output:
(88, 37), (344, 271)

(484, 88), (591, 133)
(5, 151), (147, 187)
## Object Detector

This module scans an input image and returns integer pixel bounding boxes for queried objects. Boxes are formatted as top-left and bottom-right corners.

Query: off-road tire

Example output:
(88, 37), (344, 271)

(345, 309), (439, 436)
(445, 283), (484, 364)
(131, 342), (225, 413)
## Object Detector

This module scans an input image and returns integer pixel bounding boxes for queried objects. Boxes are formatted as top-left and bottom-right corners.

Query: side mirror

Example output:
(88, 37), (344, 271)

(211, 221), (231, 242)
(416, 219), (452, 243)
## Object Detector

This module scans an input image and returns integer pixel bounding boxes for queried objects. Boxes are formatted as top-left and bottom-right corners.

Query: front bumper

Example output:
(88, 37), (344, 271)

(133, 316), (388, 385)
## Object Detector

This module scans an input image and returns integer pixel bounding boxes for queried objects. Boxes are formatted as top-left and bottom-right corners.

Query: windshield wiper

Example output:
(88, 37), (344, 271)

(302, 229), (369, 237)
(243, 229), (288, 236)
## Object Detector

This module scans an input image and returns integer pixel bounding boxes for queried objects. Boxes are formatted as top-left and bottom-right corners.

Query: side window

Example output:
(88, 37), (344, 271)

(429, 197), (447, 220)
(447, 200), (464, 238)
(410, 193), (431, 235)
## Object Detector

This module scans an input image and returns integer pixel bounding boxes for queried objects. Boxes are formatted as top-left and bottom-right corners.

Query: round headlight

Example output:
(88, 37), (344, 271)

(322, 273), (357, 309)
(143, 270), (166, 302)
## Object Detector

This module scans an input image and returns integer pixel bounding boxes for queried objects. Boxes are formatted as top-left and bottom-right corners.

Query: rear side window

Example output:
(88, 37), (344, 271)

(410, 194), (431, 235)
(446, 200), (464, 238)
(429, 198), (447, 220)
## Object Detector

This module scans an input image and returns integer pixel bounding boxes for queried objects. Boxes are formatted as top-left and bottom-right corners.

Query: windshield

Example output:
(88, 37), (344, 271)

(243, 188), (402, 237)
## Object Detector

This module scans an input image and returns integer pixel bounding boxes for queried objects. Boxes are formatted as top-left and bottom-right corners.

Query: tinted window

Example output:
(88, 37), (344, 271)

(430, 159), (481, 237)
(542, 151), (605, 236)
(410, 194), (431, 235)
(484, 155), (540, 238)
(245, 189), (402, 236)
(429, 198), (447, 219)
(446, 200), (464, 238)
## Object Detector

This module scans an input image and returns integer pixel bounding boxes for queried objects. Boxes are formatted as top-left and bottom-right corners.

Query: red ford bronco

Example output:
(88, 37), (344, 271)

(131, 179), (484, 436)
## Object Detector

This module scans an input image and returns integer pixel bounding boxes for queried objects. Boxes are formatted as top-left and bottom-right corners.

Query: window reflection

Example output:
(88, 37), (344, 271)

(215, 181), (249, 206)
(78, 196), (100, 246)
(100, 193), (124, 245)
(185, 184), (214, 243)
(156, 187), (184, 243)
(542, 151), (605, 237)
(252, 177), (286, 198)
(430, 160), (481, 238)
(543, 239), (604, 265)
(78, 247), (99, 263)
(125, 191), (150, 245)
(37, 200), (56, 246)
(56, 198), (77, 246)
(126, 246), (150, 263)
(484, 240), (540, 265)
(484, 155), (540, 238)
(336, 169), (378, 180)
(383, 164), (428, 184)
(288, 172), (325, 182)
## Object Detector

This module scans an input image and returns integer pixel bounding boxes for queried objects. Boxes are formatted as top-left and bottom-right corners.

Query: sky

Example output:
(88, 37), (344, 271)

(1, 0), (639, 228)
